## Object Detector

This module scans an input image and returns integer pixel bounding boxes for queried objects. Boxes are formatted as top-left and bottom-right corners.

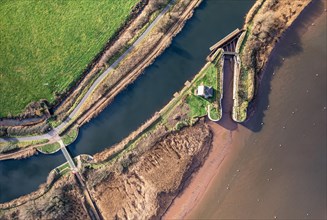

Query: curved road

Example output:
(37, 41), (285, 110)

(0, 2), (173, 143)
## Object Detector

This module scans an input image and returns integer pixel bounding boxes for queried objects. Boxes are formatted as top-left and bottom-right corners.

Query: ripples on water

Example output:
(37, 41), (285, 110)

(188, 0), (326, 219)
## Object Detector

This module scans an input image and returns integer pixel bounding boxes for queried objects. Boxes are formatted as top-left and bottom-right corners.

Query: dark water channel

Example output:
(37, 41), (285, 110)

(0, 0), (255, 203)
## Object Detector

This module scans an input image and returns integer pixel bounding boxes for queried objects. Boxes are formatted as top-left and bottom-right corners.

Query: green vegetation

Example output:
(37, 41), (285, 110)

(186, 51), (223, 120)
(0, 144), (18, 154)
(233, 1), (267, 122)
(209, 105), (220, 121)
(0, 0), (139, 117)
(186, 94), (208, 118)
(61, 127), (78, 146)
(89, 56), (223, 170)
(0, 139), (48, 153)
(56, 163), (70, 176)
(37, 142), (60, 154)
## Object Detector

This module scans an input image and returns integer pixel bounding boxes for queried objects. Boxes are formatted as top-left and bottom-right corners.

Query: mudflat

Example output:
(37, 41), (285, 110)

(184, 0), (327, 219)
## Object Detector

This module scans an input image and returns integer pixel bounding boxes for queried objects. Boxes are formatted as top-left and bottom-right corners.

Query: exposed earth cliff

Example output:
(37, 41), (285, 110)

(0, 121), (212, 219)
(0, 0), (316, 219)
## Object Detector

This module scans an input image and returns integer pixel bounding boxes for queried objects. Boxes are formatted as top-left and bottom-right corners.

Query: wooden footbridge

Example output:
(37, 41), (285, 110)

(53, 135), (102, 220)
(207, 28), (244, 61)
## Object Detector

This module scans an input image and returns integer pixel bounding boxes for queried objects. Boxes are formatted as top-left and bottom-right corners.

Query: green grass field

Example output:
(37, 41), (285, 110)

(61, 127), (78, 145)
(0, 0), (139, 117)
(37, 142), (60, 154)
(186, 62), (220, 118)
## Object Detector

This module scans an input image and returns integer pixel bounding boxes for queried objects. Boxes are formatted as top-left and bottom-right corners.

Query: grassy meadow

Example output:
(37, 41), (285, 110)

(186, 51), (223, 120)
(0, 0), (139, 117)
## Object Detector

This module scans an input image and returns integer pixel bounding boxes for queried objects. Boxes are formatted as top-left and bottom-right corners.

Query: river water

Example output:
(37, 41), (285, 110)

(0, 0), (255, 203)
(188, 1), (327, 219)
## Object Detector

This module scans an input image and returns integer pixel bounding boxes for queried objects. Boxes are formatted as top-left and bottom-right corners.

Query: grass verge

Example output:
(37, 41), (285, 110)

(186, 50), (223, 120)
(37, 143), (60, 154)
(89, 50), (224, 170)
(0, 139), (48, 154)
(0, 0), (139, 117)
(61, 128), (79, 146)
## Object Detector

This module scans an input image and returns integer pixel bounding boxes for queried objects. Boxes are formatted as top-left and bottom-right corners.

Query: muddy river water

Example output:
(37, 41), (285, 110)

(188, 1), (327, 219)
(1, 3), (325, 219)
(0, 0), (255, 203)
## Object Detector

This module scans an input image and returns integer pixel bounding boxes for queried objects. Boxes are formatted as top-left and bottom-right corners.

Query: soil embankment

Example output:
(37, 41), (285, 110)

(163, 121), (232, 219)
(0, 0), (202, 160)
(88, 122), (212, 219)
(0, 147), (37, 161)
(164, 0), (323, 218)
(0, 174), (89, 220)
(0, 121), (213, 219)
(233, 0), (313, 121)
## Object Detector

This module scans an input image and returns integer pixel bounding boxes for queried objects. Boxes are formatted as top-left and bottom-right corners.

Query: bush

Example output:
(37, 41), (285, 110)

(0, 144), (18, 153)
(6, 121), (51, 136)
(175, 120), (188, 131)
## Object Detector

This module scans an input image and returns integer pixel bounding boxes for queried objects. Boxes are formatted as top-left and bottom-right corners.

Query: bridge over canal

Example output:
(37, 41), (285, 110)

(54, 135), (102, 220)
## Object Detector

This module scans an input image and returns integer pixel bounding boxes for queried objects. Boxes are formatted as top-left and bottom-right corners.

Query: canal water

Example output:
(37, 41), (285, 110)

(0, 0), (255, 203)
(188, 0), (327, 219)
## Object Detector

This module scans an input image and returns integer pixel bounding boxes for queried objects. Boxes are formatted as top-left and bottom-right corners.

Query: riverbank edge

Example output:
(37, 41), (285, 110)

(163, 0), (324, 218)
(0, 0), (171, 134)
(0, 0), (149, 123)
(232, 0), (313, 122)
(0, 0), (202, 159)
(0, 33), (223, 211)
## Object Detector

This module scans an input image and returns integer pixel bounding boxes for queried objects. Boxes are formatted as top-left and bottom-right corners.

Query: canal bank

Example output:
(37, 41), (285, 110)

(186, 0), (326, 218)
(0, 0), (255, 204)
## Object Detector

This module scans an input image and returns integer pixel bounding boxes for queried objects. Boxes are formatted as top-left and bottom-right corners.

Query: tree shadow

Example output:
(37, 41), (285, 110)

(241, 0), (325, 132)
(171, 43), (193, 60)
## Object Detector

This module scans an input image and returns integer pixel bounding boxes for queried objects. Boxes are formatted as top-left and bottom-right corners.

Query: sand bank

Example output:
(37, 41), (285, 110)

(163, 121), (233, 219)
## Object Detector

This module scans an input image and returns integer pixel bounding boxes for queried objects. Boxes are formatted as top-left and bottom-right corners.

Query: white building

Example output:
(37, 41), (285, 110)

(196, 85), (213, 99)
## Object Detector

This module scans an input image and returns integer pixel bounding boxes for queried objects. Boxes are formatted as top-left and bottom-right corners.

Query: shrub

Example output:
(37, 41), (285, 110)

(0, 144), (18, 153)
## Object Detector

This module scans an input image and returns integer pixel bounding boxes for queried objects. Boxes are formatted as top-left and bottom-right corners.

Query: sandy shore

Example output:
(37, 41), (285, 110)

(163, 1), (326, 218)
(163, 121), (233, 219)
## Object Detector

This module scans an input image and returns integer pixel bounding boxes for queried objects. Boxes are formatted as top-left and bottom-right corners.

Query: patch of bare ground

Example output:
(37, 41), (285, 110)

(86, 121), (212, 219)
(0, 174), (89, 220)
(163, 121), (232, 219)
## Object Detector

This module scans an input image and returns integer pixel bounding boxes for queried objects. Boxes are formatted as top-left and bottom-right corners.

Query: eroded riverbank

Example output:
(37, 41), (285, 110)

(2, 0), (323, 218)
(0, 0), (254, 205)
(186, 0), (327, 218)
